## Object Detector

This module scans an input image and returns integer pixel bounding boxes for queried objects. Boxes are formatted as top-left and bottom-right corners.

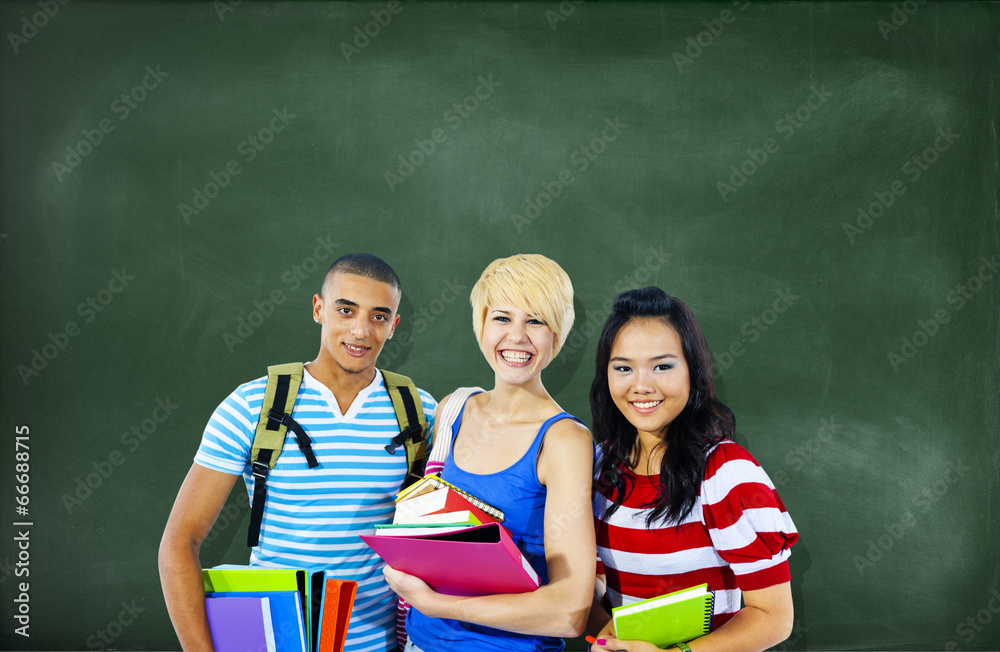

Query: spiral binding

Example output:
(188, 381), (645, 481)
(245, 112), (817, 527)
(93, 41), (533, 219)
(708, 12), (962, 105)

(703, 589), (716, 633)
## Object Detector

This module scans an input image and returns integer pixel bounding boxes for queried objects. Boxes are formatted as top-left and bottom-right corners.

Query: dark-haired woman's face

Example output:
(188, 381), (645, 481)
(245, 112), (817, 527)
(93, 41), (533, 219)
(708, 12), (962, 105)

(607, 319), (690, 439)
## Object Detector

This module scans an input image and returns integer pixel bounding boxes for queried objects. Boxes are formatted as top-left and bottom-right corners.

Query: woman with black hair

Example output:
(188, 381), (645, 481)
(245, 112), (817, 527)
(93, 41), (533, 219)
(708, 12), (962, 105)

(587, 287), (798, 652)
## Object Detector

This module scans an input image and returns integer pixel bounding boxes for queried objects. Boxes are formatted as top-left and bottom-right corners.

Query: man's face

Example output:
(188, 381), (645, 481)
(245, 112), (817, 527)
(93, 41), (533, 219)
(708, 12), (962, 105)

(312, 272), (400, 375)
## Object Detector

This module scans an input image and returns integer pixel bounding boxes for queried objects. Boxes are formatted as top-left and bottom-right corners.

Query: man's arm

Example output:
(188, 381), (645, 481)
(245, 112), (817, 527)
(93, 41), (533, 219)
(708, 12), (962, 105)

(158, 463), (240, 652)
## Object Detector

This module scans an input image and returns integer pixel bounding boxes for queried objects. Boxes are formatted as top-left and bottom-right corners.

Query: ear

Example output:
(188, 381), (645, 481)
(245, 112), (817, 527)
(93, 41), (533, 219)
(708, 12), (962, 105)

(312, 294), (323, 323)
(387, 313), (400, 338)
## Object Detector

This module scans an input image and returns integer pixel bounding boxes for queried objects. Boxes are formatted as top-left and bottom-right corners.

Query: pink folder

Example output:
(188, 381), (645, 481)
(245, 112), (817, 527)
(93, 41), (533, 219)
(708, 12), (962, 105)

(360, 522), (540, 596)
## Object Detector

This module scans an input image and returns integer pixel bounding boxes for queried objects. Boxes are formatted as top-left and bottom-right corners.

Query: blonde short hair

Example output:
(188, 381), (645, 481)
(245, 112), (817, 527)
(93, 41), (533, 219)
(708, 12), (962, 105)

(470, 254), (575, 358)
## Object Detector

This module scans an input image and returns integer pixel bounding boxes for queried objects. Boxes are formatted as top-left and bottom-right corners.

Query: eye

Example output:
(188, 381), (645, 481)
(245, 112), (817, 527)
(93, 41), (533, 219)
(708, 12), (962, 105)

(612, 365), (632, 373)
(338, 307), (353, 316)
(655, 363), (675, 371)
(527, 318), (547, 326)
(373, 314), (388, 322)
(493, 315), (510, 322)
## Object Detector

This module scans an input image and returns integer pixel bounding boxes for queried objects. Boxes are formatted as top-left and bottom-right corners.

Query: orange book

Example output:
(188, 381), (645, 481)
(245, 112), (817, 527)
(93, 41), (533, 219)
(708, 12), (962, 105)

(316, 575), (357, 652)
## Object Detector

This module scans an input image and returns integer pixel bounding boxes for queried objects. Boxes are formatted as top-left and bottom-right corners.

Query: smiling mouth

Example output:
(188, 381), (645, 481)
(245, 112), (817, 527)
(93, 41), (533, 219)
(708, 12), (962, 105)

(630, 400), (662, 412)
(500, 350), (533, 366)
(343, 343), (370, 357)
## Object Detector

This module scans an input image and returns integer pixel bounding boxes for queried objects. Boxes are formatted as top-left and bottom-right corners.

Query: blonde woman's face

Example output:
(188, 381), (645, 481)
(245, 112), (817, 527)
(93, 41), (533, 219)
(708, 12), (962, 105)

(480, 303), (555, 386)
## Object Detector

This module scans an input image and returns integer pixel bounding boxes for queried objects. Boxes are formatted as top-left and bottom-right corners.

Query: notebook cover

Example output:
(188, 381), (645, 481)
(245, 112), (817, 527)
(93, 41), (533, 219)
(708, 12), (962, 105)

(612, 584), (714, 648)
(205, 596), (275, 652)
(360, 522), (539, 596)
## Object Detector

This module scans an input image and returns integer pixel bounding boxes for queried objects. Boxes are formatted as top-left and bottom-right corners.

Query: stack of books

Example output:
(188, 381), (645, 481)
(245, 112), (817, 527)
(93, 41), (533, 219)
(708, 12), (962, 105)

(360, 475), (541, 596)
(202, 566), (357, 652)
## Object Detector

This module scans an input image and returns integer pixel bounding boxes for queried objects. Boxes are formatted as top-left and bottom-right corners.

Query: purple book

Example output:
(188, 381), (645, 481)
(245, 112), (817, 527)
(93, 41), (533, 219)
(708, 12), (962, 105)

(205, 596), (275, 652)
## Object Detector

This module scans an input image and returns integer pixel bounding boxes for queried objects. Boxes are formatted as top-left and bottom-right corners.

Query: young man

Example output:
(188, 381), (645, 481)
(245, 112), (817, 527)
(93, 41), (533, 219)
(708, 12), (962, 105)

(158, 254), (436, 652)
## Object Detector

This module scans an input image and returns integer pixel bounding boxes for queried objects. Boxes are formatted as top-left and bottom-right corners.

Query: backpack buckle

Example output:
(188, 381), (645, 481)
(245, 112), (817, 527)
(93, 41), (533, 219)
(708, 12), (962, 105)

(251, 461), (270, 480)
(267, 408), (287, 428)
(384, 423), (423, 455)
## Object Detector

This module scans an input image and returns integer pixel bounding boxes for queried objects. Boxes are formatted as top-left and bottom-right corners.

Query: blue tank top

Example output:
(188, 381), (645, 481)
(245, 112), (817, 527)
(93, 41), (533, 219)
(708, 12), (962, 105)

(406, 393), (583, 652)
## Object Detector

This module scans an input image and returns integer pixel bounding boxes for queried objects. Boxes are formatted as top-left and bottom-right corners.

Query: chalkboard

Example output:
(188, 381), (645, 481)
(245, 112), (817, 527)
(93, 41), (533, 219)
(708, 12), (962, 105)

(1, 1), (997, 650)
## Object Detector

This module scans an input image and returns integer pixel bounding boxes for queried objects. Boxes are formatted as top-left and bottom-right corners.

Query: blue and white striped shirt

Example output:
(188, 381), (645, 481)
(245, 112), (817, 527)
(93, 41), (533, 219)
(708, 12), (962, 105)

(195, 368), (436, 652)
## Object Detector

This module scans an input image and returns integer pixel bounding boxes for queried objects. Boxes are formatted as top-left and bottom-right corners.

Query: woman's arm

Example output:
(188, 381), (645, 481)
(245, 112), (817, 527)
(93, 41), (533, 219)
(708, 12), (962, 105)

(384, 418), (597, 638)
(587, 573), (611, 637)
(591, 582), (794, 652)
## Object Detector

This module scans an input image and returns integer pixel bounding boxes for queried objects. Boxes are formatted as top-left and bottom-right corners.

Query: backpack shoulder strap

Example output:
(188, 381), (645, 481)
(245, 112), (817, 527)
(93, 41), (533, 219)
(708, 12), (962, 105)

(380, 370), (428, 490)
(250, 362), (305, 469)
(247, 362), (318, 547)
(426, 387), (485, 473)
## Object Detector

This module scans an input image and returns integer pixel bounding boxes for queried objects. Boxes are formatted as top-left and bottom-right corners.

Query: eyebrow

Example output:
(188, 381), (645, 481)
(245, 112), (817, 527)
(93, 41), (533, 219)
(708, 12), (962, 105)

(335, 298), (393, 314)
(610, 353), (679, 362)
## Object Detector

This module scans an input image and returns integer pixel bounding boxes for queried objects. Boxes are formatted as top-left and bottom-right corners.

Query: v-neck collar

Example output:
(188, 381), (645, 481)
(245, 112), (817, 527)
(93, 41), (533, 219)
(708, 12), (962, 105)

(302, 366), (384, 420)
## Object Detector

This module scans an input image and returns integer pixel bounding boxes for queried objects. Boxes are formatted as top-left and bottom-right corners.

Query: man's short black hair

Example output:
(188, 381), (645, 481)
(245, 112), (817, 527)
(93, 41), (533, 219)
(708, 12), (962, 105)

(321, 253), (401, 296)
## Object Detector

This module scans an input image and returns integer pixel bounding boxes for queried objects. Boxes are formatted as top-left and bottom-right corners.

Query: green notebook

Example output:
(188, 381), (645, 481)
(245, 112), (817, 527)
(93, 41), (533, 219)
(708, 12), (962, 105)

(611, 583), (715, 648)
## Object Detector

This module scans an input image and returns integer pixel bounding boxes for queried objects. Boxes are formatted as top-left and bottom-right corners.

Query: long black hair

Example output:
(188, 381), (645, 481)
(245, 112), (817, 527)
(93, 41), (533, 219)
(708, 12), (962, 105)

(590, 287), (735, 526)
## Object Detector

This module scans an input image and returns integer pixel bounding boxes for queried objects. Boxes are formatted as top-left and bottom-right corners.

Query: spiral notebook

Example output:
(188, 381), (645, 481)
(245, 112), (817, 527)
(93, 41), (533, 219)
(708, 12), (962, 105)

(611, 583), (715, 648)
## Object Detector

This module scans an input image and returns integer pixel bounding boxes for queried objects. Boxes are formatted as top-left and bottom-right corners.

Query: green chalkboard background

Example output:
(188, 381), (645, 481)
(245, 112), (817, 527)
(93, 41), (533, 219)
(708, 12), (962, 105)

(1, 1), (998, 650)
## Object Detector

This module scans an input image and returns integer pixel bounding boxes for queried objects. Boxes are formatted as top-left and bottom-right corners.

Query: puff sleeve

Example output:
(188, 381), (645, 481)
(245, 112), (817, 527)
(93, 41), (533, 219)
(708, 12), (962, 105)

(700, 442), (799, 591)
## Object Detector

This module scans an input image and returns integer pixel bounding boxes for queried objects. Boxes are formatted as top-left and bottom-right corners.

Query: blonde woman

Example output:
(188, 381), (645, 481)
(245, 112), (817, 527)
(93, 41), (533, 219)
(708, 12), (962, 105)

(385, 254), (596, 652)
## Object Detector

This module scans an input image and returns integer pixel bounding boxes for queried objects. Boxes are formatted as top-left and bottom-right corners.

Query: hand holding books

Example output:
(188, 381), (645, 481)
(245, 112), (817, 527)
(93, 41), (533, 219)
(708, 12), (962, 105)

(590, 585), (714, 652)
(362, 475), (540, 597)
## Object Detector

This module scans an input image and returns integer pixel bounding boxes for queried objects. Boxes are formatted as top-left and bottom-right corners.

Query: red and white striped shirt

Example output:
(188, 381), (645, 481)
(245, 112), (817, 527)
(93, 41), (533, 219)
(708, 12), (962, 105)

(594, 441), (798, 630)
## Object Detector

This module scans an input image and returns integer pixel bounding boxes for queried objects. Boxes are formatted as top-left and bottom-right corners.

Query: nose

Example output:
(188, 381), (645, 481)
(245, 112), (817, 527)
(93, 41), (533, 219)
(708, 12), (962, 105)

(350, 317), (369, 340)
(506, 320), (528, 343)
(632, 369), (655, 394)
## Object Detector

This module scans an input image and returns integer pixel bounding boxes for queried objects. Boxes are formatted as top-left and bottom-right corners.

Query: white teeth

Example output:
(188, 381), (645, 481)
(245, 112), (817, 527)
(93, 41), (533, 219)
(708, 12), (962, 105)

(501, 350), (532, 363)
(345, 344), (366, 353)
(633, 401), (661, 409)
